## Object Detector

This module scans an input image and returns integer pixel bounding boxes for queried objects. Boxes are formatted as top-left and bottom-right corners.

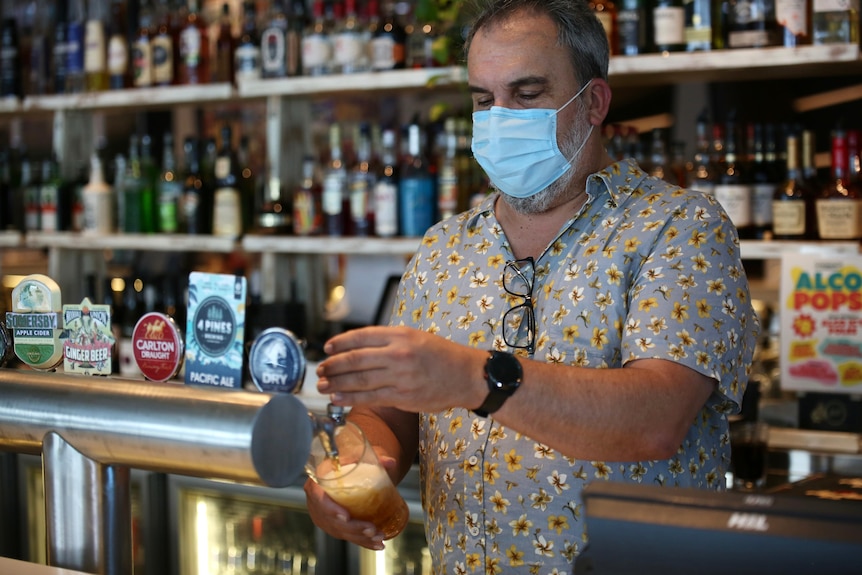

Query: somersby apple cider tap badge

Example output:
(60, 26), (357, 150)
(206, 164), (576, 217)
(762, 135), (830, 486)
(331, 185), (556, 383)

(5, 274), (64, 371)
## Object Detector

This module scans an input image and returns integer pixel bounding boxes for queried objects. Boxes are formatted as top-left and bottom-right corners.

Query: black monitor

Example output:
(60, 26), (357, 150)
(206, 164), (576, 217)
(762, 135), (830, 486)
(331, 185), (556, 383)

(576, 480), (862, 575)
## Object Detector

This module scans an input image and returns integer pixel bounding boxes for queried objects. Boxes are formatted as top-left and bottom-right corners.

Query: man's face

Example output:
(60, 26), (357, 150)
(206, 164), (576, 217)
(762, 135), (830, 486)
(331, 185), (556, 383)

(467, 10), (588, 213)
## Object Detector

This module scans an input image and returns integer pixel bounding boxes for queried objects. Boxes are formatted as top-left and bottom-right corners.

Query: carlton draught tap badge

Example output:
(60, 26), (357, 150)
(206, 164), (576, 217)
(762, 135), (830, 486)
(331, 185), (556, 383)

(5, 274), (64, 370)
(62, 297), (115, 375)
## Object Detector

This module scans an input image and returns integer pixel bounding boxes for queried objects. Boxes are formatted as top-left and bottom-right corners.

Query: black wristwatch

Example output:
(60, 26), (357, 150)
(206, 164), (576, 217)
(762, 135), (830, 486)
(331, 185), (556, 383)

(473, 351), (523, 417)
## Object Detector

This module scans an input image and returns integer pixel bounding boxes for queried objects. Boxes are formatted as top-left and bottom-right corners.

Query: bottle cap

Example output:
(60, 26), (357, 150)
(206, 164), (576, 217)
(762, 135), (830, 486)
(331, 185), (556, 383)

(248, 327), (306, 394)
(132, 312), (185, 382)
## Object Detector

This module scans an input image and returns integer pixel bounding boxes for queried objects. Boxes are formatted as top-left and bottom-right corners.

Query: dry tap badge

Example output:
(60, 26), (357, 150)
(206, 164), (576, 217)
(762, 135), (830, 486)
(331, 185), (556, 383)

(248, 327), (306, 394)
(5, 274), (64, 371)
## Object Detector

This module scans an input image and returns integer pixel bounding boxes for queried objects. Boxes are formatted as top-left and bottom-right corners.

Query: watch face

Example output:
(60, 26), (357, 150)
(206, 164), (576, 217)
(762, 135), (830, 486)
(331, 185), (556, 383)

(487, 351), (522, 391)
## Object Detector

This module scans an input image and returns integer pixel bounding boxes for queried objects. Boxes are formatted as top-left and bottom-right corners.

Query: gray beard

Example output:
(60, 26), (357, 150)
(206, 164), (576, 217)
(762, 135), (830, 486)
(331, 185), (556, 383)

(502, 111), (592, 215)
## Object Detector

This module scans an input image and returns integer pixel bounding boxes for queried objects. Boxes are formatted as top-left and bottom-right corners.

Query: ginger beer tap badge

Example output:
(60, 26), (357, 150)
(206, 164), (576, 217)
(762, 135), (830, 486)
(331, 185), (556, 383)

(185, 272), (247, 388)
(62, 297), (115, 375)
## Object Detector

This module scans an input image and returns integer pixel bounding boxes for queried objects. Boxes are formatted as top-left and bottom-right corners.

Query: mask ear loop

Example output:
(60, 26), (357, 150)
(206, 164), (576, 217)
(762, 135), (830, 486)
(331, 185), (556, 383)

(555, 79), (594, 115)
(557, 79), (596, 166)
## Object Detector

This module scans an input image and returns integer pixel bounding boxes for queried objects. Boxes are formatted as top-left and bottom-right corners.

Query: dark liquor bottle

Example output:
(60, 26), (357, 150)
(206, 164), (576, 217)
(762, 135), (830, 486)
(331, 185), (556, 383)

(39, 158), (61, 232)
(0, 2), (22, 99)
(772, 133), (815, 240)
(407, 0), (440, 68)
(373, 127), (399, 237)
(801, 129), (820, 188)
(238, 135), (257, 234)
(152, 0), (175, 86)
(399, 118), (436, 237)
(179, 137), (208, 234)
(590, 0), (619, 55)
(292, 154), (323, 236)
(53, 2), (71, 94)
(27, 1), (51, 96)
(685, 0), (713, 50)
(437, 117), (458, 221)
(132, 1), (154, 88)
(235, 0), (261, 83)
(322, 122), (348, 236)
(348, 123), (375, 236)
(750, 124), (778, 239)
(85, 0), (110, 92)
(653, 0), (687, 52)
(714, 113), (754, 239)
(260, 0), (288, 79)
(816, 128), (862, 241)
(178, 0), (210, 84)
(617, 0), (647, 55)
(121, 134), (143, 233)
(139, 134), (158, 233)
(256, 160), (289, 234)
(285, 0), (306, 76)
(66, 0), (87, 93)
(689, 109), (716, 196)
(157, 132), (182, 233)
(212, 124), (243, 238)
(107, 0), (131, 89)
(213, 2), (236, 83)
(369, 0), (405, 71)
(726, 0), (782, 48)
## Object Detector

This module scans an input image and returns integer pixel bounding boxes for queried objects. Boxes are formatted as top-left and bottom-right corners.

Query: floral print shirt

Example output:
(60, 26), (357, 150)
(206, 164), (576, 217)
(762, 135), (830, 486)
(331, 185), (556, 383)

(388, 159), (759, 574)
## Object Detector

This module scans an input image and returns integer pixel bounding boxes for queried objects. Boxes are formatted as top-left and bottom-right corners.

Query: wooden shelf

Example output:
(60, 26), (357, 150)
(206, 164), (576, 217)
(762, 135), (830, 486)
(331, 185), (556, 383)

(23, 232), (238, 253)
(242, 234), (421, 256)
(0, 231), (22, 249)
(740, 240), (860, 260)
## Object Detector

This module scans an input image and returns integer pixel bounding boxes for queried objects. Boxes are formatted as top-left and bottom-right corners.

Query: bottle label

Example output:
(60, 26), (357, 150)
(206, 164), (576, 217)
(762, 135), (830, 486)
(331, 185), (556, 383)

(349, 176), (372, 221)
(132, 39), (153, 86)
(816, 198), (862, 239)
(292, 190), (317, 235)
(108, 34), (129, 76)
(158, 183), (181, 233)
(653, 6), (686, 46)
(772, 200), (806, 236)
(40, 183), (59, 232)
(618, 9), (644, 53)
(399, 177), (435, 237)
(776, 0), (809, 35)
(25, 186), (40, 231)
(261, 28), (286, 75)
(66, 22), (85, 74)
(302, 35), (331, 69)
(212, 187), (242, 237)
(751, 183), (775, 227)
(180, 27), (202, 68)
(374, 179), (398, 237)
(371, 36), (396, 70)
(151, 36), (173, 84)
(334, 33), (363, 68)
(437, 164), (458, 218)
(322, 174), (345, 215)
(235, 44), (261, 81)
(813, 0), (859, 12)
(83, 187), (114, 233)
(84, 21), (106, 73)
(714, 184), (752, 228)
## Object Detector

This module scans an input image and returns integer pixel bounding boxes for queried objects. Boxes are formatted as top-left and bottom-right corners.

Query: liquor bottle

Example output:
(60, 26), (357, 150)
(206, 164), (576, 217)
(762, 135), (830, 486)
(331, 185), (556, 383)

(407, 0), (440, 68)
(302, 0), (332, 76)
(139, 134), (158, 233)
(107, 0), (130, 89)
(373, 127), (399, 237)
(178, 0), (210, 84)
(348, 123), (375, 236)
(726, 0), (782, 48)
(26, 0), (51, 96)
(712, 0), (729, 48)
(399, 118), (436, 237)
(437, 117), (459, 221)
(617, 0), (647, 55)
(750, 124), (778, 239)
(801, 128), (820, 188)
(0, 0), (21, 99)
(322, 123), (348, 236)
(213, 2), (236, 83)
(53, 2), (71, 94)
(22, 156), (39, 232)
(647, 128), (670, 181)
(132, 1), (154, 88)
(848, 129), (861, 184)
(120, 135), (142, 232)
(714, 113), (754, 239)
(689, 109), (715, 196)
(685, 0), (713, 50)
(333, 0), (367, 73)
(85, 0), (109, 91)
(179, 137), (209, 234)
(238, 135), (257, 234)
(816, 128), (862, 240)
(39, 158), (61, 232)
(285, 0), (306, 76)
(812, 0), (859, 44)
(653, 0), (687, 52)
(369, 0), (405, 71)
(776, 0), (811, 46)
(292, 154), (323, 236)
(260, 0), (288, 79)
(772, 133), (815, 240)
(157, 132), (182, 233)
(590, 0), (619, 55)
(152, 0), (175, 86)
(199, 136), (217, 228)
(235, 0), (261, 84)
(82, 152), (115, 234)
(256, 159), (289, 233)
(212, 124), (243, 238)
(67, 0), (87, 93)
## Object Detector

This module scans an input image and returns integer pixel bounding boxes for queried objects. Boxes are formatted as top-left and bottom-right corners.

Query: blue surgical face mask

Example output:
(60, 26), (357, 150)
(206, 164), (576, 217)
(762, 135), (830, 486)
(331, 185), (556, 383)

(471, 80), (594, 198)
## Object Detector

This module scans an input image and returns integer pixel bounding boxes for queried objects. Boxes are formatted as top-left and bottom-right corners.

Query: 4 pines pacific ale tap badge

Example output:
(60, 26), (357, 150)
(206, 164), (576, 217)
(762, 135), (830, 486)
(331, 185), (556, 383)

(61, 297), (115, 375)
(185, 272), (247, 389)
(5, 274), (64, 370)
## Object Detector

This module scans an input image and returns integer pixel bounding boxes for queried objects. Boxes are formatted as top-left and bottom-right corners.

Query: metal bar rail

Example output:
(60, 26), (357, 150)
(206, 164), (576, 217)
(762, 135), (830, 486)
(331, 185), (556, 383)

(0, 369), (313, 575)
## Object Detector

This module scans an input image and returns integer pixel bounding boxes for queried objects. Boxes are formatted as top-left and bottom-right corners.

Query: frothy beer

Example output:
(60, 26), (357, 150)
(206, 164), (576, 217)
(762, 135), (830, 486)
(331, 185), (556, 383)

(318, 461), (409, 539)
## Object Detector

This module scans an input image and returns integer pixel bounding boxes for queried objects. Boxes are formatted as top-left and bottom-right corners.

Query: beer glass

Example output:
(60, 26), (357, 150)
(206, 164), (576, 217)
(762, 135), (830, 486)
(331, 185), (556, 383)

(730, 420), (770, 491)
(306, 417), (409, 540)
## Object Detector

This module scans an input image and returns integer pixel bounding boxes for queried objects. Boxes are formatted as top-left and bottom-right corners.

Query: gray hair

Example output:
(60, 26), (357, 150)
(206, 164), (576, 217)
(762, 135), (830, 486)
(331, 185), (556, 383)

(462, 0), (609, 85)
